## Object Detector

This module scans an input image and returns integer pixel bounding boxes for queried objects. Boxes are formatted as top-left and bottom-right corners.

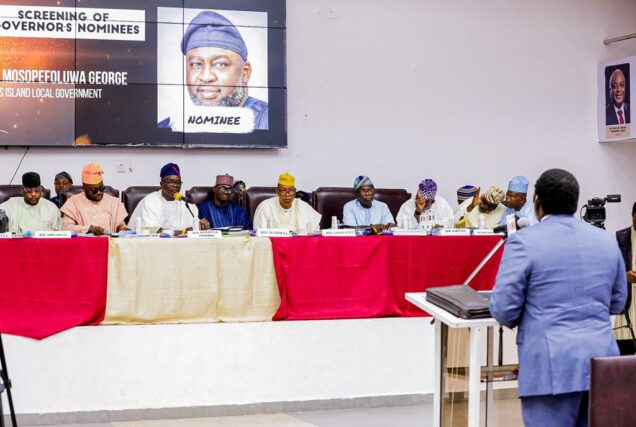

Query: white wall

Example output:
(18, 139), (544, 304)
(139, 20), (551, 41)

(2, 0), (636, 230)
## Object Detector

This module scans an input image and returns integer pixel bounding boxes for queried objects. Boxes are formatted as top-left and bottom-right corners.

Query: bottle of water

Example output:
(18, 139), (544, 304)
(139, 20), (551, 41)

(135, 217), (143, 234)
(331, 216), (338, 230)
(192, 216), (200, 231)
(478, 214), (486, 229)
(267, 218), (273, 229)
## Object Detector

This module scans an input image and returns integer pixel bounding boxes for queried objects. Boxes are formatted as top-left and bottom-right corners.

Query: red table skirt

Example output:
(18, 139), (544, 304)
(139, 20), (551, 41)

(0, 238), (108, 339)
(0, 235), (502, 339)
(271, 235), (503, 320)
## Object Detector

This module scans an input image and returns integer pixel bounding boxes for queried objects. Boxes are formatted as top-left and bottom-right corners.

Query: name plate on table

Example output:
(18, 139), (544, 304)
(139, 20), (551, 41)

(33, 230), (71, 238)
(256, 229), (292, 237)
(439, 228), (471, 236)
(472, 229), (495, 235)
(321, 229), (356, 237)
(187, 230), (223, 239)
(392, 229), (428, 236)
(129, 233), (161, 238)
(0, 232), (13, 239)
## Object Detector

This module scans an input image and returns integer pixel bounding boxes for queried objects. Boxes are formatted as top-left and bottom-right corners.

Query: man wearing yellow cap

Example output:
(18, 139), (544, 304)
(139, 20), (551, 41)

(60, 163), (128, 235)
(253, 173), (321, 233)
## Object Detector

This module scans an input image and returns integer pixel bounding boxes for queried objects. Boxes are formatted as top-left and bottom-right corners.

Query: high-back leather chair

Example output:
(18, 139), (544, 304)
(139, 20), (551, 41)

(589, 355), (636, 426)
(122, 186), (160, 219)
(313, 187), (355, 229)
(0, 185), (51, 204)
(65, 185), (120, 199)
(375, 188), (412, 219)
(246, 187), (277, 220)
(313, 187), (411, 229)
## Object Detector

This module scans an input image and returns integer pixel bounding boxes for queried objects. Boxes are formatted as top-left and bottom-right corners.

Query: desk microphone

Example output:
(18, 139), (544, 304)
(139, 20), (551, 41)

(174, 193), (194, 204)
(492, 216), (530, 235)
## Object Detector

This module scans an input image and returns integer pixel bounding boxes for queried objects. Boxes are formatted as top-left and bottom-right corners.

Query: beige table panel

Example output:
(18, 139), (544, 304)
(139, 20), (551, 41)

(104, 237), (280, 324)
(614, 283), (636, 339)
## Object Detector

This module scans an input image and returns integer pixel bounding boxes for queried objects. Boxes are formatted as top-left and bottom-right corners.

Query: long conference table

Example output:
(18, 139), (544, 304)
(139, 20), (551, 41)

(0, 235), (504, 339)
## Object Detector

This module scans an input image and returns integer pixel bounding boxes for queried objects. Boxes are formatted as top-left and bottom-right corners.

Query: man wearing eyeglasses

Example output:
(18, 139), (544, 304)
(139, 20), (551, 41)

(498, 176), (537, 227)
(253, 172), (321, 233)
(197, 174), (251, 229)
(129, 163), (209, 233)
(61, 163), (128, 235)
(0, 172), (62, 234)
(342, 176), (395, 230)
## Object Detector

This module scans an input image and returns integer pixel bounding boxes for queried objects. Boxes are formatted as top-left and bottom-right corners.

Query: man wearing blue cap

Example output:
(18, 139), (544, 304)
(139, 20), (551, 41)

(129, 163), (209, 233)
(499, 176), (537, 226)
(158, 11), (268, 130)
(342, 176), (395, 229)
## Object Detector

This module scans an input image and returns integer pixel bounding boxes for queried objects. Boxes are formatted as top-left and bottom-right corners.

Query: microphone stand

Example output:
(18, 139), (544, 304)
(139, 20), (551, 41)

(184, 202), (194, 218)
(462, 238), (505, 287)
(0, 333), (17, 427)
(463, 236), (507, 366)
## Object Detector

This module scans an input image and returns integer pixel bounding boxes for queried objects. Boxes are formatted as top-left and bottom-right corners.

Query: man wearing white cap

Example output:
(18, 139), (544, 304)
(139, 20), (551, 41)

(499, 176), (538, 226)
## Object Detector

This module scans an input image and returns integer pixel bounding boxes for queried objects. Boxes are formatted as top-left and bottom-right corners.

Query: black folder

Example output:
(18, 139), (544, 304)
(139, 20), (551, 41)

(426, 285), (491, 319)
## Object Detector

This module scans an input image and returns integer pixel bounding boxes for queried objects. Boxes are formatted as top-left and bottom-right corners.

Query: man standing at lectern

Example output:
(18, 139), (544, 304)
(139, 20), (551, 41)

(489, 169), (626, 427)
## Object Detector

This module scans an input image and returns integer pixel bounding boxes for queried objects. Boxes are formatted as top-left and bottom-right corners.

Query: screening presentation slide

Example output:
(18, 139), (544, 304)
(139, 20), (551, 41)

(0, 0), (286, 148)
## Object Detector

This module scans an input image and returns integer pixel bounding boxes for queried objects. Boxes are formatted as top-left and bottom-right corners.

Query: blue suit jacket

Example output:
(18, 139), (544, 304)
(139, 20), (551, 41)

(489, 215), (627, 397)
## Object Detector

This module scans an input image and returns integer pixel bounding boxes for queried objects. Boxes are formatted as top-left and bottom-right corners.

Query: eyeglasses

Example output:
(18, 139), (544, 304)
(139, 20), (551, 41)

(278, 187), (296, 196)
(162, 179), (183, 186)
(23, 186), (42, 194)
(216, 186), (233, 194)
(358, 188), (375, 195)
(87, 185), (105, 195)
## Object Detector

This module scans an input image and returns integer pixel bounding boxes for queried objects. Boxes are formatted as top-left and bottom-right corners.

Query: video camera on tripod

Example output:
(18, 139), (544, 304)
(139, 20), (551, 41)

(581, 194), (621, 229)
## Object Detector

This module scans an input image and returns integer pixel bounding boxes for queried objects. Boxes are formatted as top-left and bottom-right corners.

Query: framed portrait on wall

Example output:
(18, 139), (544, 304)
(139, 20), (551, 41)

(598, 57), (633, 142)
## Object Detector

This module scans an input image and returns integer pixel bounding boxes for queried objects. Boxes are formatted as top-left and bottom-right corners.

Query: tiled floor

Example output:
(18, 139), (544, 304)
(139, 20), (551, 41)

(20, 399), (524, 427)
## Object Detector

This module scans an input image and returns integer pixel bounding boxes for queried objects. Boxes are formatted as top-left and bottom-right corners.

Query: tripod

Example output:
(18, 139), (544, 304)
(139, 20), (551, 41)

(0, 333), (17, 427)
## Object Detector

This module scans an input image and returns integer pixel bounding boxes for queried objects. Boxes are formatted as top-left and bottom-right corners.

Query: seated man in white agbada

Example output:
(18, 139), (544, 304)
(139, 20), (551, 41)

(253, 172), (321, 233)
(0, 172), (61, 234)
(129, 163), (209, 233)
(396, 179), (454, 229)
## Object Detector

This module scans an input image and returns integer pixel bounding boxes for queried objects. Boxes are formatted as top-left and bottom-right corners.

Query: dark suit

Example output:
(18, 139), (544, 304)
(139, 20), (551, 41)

(616, 226), (632, 311)
(606, 103), (631, 125)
